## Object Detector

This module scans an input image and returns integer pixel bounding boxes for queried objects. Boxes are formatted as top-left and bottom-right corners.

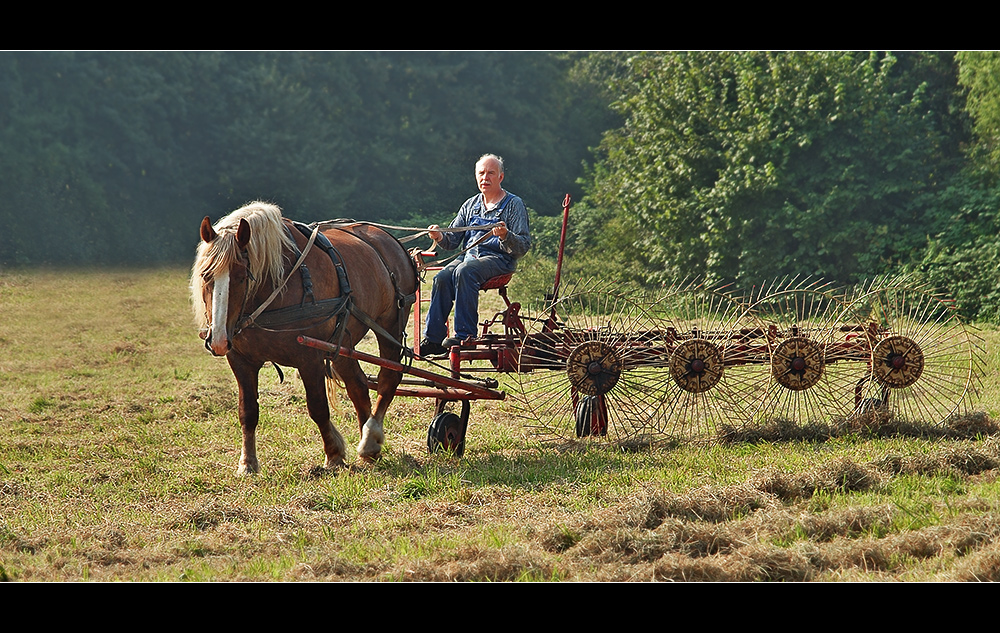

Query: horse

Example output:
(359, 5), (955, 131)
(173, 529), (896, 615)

(190, 201), (417, 474)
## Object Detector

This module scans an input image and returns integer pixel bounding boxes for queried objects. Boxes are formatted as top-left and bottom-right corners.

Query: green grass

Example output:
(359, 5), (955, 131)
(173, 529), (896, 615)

(1, 267), (1000, 581)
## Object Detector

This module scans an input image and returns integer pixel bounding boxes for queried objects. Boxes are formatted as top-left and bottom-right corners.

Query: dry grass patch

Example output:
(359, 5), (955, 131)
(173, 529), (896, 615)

(948, 540), (1000, 581)
(722, 411), (1000, 444)
(4, 268), (1000, 582)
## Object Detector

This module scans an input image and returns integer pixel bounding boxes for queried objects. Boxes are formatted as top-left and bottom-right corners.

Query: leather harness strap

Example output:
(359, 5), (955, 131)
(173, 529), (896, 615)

(237, 222), (321, 332)
(240, 220), (416, 355)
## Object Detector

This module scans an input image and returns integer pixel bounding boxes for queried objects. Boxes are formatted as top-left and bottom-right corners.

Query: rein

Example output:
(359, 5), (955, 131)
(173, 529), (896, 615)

(313, 219), (504, 273)
(217, 219), (493, 359)
(314, 220), (502, 245)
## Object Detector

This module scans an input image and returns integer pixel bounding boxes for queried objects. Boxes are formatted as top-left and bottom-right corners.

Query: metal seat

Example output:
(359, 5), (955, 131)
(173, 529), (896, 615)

(479, 273), (514, 291)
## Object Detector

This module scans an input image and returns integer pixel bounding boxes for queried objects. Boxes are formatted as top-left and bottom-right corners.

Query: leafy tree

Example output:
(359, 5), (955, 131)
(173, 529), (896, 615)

(898, 52), (1000, 322)
(582, 51), (969, 289)
(957, 51), (1000, 180)
(0, 52), (608, 266)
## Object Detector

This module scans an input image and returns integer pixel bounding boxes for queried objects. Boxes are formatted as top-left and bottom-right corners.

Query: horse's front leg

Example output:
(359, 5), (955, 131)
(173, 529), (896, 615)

(228, 354), (263, 475)
(299, 361), (347, 469)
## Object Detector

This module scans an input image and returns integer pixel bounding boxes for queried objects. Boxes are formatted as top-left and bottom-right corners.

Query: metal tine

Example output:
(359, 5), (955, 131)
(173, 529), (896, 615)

(512, 269), (985, 441)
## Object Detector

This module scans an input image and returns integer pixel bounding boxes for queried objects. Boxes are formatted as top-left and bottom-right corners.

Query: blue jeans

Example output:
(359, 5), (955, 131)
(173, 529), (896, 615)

(424, 254), (515, 342)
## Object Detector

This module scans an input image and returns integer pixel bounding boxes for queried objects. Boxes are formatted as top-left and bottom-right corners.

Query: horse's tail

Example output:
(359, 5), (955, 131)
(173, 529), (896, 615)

(324, 359), (344, 416)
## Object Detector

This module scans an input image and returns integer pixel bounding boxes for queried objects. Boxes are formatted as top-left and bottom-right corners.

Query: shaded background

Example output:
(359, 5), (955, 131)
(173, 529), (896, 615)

(3, 51), (999, 321)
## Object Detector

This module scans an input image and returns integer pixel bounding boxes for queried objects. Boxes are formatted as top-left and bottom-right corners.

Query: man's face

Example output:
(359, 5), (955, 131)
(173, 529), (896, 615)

(476, 158), (504, 196)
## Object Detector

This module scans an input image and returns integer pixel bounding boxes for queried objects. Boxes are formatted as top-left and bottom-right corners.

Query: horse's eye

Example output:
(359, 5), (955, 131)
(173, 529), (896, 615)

(232, 263), (249, 284)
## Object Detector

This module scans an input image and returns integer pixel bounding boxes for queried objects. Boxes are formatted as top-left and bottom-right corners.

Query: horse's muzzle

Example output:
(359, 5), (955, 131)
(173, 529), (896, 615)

(204, 330), (232, 356)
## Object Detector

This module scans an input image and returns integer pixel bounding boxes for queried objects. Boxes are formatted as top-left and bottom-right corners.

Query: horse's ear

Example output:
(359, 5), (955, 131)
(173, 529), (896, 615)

(236, 218), (251, 249)
(200, 216), (216, 243)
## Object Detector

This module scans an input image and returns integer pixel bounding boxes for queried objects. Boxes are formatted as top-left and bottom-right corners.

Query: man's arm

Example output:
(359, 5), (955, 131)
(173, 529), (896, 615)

(498, 196), (531, 259)
(428, 199), (473, 251)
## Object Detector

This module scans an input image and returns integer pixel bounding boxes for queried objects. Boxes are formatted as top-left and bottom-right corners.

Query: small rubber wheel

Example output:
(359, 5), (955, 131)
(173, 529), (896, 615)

(427, 412), (466, 457)
(575, 395), (608, 438)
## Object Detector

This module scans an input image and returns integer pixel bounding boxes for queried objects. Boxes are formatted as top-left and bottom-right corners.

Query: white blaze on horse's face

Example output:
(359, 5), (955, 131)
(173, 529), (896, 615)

(208, 269), (232, 356)
(200, 216), (252, 357)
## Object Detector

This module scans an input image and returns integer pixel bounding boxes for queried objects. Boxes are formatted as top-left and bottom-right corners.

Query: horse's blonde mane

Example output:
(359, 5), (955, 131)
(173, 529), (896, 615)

(190, 201), (296, 329)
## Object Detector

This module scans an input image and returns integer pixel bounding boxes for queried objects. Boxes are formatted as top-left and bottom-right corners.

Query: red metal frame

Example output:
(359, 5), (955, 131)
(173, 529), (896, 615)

(297, 336), (504, 401)
(299, 192), (898, 444)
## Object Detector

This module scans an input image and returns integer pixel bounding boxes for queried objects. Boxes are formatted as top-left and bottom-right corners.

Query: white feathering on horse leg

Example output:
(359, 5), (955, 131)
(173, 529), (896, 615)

(237, 442), (260, 476)
(324, 428), (348, 469)
(357, 417), (384, 462)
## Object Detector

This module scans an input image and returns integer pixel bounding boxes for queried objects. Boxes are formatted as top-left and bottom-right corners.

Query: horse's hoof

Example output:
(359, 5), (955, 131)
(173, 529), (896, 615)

(357, 418), (384, 462)
(307, 463), (344, 478)
(324, 456), (347, 469)
(236, 457), (260, 476)
(357, 447), (382, 463)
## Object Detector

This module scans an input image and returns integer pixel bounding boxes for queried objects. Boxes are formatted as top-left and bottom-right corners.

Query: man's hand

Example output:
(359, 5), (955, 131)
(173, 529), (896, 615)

(428, 224), (444, 242)
(491, 221), (508, 240)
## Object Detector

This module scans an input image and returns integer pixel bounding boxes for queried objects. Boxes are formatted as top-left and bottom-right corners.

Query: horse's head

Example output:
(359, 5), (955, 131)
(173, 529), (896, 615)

(196, 215), (253, 356)
(191, 202), (296, 356)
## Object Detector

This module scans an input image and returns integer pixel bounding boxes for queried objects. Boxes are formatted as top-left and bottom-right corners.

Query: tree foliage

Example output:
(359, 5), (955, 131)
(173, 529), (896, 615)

(913, 51), (1000, 321)
(957, 51), (1000, 179)
(0, 52), (607, 266)
(6, 50), (1000, 324)
(582, 51), (969, 289)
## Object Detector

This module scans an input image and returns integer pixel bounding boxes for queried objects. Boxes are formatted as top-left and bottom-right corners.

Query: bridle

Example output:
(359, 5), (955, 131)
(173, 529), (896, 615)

(202, 242), (255, 353)
(203, 224), (320, 352)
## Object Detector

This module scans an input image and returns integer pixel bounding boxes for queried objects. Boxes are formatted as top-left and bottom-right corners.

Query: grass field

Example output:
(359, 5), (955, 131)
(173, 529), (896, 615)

(2, 267), (999, 581)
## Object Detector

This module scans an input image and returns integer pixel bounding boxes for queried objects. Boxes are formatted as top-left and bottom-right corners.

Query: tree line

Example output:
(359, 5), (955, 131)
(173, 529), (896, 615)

(565, 51), (1000, 322)
(0, 51), (610, 266)
(3, 51), (999, 321)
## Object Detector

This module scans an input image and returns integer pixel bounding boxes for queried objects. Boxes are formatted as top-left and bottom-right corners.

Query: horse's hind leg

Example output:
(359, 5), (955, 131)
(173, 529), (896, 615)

(299, 361), (347, 469)
(357, 334), (405, 462)
(330, 355), (382, 462)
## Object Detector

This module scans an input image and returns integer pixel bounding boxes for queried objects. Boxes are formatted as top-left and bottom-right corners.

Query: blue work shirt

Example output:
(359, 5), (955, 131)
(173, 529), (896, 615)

(438, 191), (531, 268)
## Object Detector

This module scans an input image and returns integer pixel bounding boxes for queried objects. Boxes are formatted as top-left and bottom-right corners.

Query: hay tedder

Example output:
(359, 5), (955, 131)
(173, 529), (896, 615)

(300, 195), (984, 454)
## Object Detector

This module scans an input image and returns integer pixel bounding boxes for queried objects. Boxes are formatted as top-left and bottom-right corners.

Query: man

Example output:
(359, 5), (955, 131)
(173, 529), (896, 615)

(417, 153), (531, 357)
